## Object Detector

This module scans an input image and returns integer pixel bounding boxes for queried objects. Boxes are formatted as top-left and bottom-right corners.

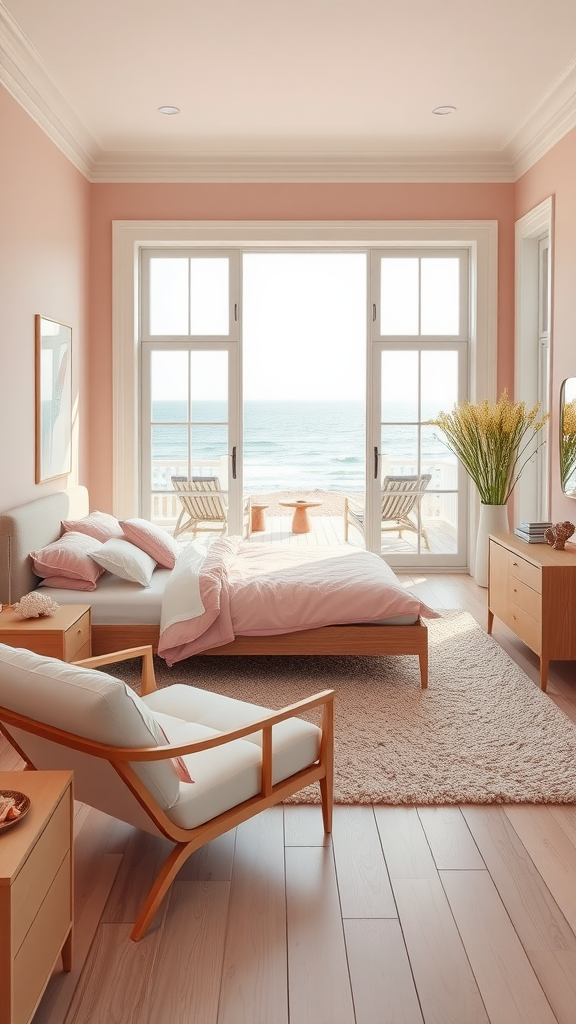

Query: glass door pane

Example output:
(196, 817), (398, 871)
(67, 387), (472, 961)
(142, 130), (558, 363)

(144, 347), (231, 536)
(376, 251), (467, 340)
(372, 347), (464, 562)
(146, 254), (232, 337)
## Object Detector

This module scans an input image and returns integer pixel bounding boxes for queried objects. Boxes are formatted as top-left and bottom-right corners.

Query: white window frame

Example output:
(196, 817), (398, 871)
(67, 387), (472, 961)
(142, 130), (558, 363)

(113, 220), (497, 570)
(514, 198), (553, 525)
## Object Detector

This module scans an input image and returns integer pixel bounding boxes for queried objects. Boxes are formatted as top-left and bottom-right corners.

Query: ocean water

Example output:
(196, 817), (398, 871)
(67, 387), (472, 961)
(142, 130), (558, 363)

(151, 400), (449, 493)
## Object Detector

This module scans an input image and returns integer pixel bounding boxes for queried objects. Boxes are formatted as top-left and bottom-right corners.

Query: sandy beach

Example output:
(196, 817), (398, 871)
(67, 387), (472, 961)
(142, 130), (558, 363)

(246, 489), (362, 517)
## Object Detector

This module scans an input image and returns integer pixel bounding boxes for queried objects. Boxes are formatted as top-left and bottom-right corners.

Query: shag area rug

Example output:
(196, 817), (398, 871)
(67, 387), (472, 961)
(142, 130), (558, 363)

(116, 611), (576, 805)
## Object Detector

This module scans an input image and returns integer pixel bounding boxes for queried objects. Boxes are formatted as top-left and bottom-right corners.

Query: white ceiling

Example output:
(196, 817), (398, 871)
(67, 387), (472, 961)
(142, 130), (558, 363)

(2, 0), (576, 181)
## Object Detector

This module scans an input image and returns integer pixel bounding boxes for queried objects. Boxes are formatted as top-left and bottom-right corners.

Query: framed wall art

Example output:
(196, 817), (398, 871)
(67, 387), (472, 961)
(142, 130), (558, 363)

(35, 315), (72, 483)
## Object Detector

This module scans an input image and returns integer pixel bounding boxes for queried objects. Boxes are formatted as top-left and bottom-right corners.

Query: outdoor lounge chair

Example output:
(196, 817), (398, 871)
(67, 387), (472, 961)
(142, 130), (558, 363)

(0, 643), (334, 941)
(171, 475), (228, 538)
(344, 473), (432, 549)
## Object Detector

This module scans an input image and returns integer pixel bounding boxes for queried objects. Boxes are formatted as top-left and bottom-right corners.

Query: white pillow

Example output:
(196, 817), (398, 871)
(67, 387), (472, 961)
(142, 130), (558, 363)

(91, 538), (157, 587)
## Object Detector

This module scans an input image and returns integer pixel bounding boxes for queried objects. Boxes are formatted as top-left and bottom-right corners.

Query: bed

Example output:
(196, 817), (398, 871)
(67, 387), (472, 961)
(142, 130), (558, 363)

(0, 487), (434, 686)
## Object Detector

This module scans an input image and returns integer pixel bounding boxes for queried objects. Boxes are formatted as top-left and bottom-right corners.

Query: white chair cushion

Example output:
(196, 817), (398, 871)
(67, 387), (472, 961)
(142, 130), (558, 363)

(0, 644), (180, 809)
(148, 710), (263, 830)
(143, 684), (321, 792)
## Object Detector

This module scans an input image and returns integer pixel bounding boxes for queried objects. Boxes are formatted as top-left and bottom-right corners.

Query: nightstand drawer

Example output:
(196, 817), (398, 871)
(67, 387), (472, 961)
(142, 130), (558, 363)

(12, 852), (71, 1024)
(508, 576), (541, 622)
(11, 792), (70, 953)
(63, 610), (91, 660)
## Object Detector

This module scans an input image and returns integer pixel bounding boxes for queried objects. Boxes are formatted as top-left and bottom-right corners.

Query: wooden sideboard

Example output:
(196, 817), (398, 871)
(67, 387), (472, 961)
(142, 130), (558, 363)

(488, 532), (576, 691)
(0, 770), (73, 1024)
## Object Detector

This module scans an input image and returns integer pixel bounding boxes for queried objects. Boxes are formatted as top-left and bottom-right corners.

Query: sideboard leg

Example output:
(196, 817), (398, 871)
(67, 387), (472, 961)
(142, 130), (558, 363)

(487, 609), (494, 634)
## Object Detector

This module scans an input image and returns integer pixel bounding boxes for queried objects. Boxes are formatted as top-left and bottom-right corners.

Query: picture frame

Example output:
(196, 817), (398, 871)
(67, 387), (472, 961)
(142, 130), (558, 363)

(35, 315), (73, 483)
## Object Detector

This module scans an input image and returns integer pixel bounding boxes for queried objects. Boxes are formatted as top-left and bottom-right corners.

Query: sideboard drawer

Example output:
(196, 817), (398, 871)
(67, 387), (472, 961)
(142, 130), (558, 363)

(508, 603), (541, 655)
(507, 552), (542, 593)
(508, 576), (541, 622)
(11, 793), (70, 953)
(12, 852), (71, 1024)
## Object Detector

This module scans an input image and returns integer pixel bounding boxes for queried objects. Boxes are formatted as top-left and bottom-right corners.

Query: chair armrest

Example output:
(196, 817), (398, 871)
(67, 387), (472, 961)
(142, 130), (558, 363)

(120, 687), (335, 760)
(344, 497), (363, 515)
(73, 645), (157, 695)
(0, 689), (334, 763)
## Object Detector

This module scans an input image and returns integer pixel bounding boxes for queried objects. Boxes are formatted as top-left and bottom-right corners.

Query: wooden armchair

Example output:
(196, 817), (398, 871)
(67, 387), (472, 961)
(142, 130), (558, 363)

(0, 643), (334, 941)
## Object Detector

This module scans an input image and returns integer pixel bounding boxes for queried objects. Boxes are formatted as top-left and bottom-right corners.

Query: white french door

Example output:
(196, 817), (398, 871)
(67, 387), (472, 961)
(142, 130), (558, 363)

(367, 249), (470, 566)
(139, 249), (243, 534)
(138, 242), (473, 566)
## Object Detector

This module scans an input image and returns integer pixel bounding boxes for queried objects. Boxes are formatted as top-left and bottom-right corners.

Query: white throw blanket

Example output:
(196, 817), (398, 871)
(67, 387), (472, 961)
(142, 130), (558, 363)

(159, 540), (208, 633)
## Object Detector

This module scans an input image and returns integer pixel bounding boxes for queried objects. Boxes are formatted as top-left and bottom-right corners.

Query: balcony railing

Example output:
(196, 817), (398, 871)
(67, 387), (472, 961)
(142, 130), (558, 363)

(149, 456), (459, 531)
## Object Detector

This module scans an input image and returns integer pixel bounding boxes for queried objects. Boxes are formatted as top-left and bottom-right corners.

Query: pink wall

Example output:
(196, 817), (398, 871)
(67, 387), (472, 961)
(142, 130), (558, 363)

(516, 126), (576, 522)
(0, 86), (90, 511)
(89, 181), (515, 509)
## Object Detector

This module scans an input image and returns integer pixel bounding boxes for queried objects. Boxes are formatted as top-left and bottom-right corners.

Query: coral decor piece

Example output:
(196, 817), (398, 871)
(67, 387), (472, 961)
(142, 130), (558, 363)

(12, 592), (60, 618)
(544, 521), (575, 550)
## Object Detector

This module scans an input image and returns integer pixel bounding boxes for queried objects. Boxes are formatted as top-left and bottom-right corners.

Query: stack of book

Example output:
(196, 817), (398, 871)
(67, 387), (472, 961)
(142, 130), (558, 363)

(514, 522), (552, 543)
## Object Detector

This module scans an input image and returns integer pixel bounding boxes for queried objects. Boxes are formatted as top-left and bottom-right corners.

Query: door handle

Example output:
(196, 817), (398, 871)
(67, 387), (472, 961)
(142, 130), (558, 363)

(231, 446), (237, 480)
(374, 447), (379, 480)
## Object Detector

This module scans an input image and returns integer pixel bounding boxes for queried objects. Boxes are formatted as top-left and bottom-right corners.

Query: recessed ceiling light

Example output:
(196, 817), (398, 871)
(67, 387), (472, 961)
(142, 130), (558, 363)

(432, 106), (456, 115)
(158, 105), (180, 115)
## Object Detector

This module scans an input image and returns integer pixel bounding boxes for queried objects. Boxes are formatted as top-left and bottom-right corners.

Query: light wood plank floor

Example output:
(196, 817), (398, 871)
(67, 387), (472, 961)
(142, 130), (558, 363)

(4, 573), (576, 1024)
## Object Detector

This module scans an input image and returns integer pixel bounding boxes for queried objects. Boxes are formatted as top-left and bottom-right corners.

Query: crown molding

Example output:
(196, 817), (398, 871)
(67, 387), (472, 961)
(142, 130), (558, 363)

(508, 57), (576, 180)
(2, 0), (576, 185)
(0, 2), (97, 179)
(91, 150), (514, 183)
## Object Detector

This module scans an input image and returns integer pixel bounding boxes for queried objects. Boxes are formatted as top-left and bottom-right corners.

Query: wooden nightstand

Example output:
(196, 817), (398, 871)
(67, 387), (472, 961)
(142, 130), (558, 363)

(0, 770), (74, 1024)
(0, 604), (91, 662)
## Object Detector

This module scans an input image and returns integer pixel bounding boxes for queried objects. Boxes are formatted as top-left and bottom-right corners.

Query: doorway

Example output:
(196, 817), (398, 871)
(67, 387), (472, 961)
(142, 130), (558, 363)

(242, 252), (367, 542)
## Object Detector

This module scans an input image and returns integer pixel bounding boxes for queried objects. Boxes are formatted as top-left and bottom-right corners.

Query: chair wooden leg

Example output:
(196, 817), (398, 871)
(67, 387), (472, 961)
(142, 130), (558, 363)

(319, 698), (334, 834)
(320, 774), (333, 833)
(131, 839), (199, 941)
(61, 928), (73, 971)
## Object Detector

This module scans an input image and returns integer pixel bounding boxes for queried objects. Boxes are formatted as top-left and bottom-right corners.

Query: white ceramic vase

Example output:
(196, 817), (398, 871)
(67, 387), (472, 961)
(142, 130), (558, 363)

(474, 503), (509, 588)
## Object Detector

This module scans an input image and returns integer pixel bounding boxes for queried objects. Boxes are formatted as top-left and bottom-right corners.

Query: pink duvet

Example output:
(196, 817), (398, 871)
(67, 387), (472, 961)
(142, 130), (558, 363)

(158, 538), (438, 666)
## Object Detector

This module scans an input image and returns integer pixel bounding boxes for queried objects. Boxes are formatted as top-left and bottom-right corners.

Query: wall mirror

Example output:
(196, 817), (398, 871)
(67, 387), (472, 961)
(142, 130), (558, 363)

(560, 377), (576, 497)
(35, 315), (72, 483)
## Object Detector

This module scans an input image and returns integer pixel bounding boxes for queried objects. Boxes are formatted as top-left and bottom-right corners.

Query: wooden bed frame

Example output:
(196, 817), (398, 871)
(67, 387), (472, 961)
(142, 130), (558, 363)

(0, 488), (429, 687)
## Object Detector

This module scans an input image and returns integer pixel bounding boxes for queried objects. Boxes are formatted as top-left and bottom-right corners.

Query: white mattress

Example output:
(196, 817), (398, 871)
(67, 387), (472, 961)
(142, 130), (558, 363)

(40, 564), (418, 628)
(40, 568), (171, 625)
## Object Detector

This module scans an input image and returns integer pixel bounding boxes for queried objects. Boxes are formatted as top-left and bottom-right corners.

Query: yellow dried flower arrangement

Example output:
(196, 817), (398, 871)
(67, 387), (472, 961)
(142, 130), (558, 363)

(561, 399), (576, 492)
(430, 389), (548, 506)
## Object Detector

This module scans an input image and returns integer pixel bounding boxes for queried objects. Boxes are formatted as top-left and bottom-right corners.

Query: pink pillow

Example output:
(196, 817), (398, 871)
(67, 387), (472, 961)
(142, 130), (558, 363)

(31, 532), (104, 586)
(40, 576), (98, 592)
(61, 510), (123, 542)
(119, 518), (180, 569)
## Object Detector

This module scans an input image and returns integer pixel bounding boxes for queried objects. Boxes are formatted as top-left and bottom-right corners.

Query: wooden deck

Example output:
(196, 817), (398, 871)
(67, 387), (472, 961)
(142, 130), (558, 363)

(248, 512), (457, 555)
(7, 572), (576, 1024)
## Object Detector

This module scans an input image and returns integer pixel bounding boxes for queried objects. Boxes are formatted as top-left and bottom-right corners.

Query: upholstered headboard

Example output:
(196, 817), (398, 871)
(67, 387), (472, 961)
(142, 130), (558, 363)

(0, 487), (90, 604)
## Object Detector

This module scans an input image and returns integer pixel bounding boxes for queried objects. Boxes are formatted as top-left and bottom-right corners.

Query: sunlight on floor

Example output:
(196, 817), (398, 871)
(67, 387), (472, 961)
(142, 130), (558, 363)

(427, 609), (478, 647)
